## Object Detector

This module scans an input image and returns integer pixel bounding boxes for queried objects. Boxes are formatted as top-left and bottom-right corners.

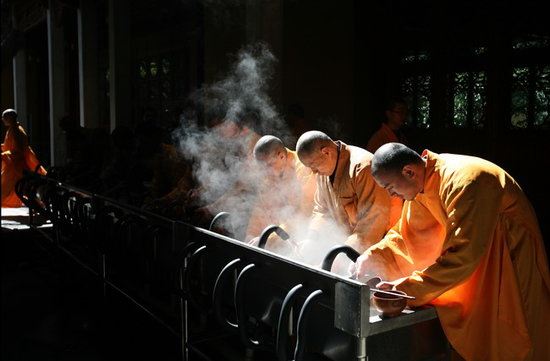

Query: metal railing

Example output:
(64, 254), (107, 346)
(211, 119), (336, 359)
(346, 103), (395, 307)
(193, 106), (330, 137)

(15, 173), (450, 361)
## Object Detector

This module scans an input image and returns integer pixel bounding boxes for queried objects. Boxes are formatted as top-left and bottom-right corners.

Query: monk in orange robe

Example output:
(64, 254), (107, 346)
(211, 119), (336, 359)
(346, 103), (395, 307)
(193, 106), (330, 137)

(366, 97), (409, 227)
(245, 136), (316, 252)
(2, 109), (47, 207)
(353, 143), (550, 361)
(296, 131), (400, 254)
(366, 97), (408, 153)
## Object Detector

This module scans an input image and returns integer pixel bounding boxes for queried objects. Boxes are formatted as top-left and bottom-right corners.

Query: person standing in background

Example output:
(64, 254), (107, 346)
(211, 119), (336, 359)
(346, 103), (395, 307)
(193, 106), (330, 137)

(2, 109), (47, 207)
(366, 97), (409, 225)
(366, 97), (408, 153)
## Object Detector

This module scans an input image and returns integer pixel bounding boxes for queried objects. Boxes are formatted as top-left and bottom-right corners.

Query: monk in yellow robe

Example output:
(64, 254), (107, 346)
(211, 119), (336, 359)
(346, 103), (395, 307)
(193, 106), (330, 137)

(296, 131), (399, 254)
(2, 109), (47, 207)
(353, 143), (550, 361)
(245, 136), (316, 252)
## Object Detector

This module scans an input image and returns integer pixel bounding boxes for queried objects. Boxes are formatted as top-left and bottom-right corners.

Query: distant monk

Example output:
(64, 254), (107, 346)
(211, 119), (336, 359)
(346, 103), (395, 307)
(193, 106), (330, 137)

(353, 143), (550, 361)
(296, 131), (399, 254)
(366, 96), (409, 227)
(192, 113), (262, 234)
(366, 96), (408, 153)
(246, 135), (316, 252)
(2, 109), (47, 207)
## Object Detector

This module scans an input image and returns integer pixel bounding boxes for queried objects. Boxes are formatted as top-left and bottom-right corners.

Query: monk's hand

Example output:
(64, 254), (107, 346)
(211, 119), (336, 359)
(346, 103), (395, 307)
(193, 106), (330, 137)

(376, 281), (397, 291)
(351, 252), (371, 280)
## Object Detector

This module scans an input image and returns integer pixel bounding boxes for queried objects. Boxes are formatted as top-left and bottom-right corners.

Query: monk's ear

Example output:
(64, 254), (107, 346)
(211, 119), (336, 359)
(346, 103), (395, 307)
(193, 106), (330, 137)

(320, 146), (330, 156)
(402, 165), (415, 179)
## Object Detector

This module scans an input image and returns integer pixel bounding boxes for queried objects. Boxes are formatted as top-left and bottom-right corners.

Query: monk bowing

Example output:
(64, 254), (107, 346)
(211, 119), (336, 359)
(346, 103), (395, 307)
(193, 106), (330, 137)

(353, 142), (550, 361)
(246, 135), (316, 252)
(296, 131), (399, 254)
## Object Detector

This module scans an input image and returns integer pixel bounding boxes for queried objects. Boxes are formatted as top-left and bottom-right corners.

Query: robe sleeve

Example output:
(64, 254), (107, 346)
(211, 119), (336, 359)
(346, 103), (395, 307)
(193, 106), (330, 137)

(357, 204), (414, 280)
(345, 163), (391, 253)
(396, 173), (503, 306)
(308, 180), (330, 234)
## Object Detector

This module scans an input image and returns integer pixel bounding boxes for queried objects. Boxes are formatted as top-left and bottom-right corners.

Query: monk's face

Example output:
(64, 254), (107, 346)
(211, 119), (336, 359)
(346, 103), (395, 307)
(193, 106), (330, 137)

(300, 146), (336, 176)
(259, 150), (287, 178)
(385, 103), (408, 129)
(213, 119), (240, 138)
(2, 116), (12, 127)
(374, 166), (421, 201)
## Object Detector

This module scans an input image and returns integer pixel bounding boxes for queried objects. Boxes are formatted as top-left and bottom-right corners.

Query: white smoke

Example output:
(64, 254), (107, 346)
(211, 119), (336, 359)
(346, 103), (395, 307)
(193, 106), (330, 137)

(172, 43), (290, 237)
(172, 43), (356, 272)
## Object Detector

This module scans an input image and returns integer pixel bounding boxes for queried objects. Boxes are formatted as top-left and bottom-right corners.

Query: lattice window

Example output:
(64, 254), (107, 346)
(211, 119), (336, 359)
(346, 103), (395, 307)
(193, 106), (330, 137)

(401, 74), (432, 129)
(511, 65), (550, 128)
(400, 50), (431, 128)
(451, 71), (487, 128)
(134, 51), (188, 127)
(510, 34), (550, 129)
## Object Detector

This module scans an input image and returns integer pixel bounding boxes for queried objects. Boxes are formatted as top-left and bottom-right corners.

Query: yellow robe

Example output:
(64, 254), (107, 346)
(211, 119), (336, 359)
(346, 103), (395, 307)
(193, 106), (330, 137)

(311, 142), (397, 253)
(364, 150), (550, 361)
(246, 149), (316, 245)
(2, 124), (47, 207)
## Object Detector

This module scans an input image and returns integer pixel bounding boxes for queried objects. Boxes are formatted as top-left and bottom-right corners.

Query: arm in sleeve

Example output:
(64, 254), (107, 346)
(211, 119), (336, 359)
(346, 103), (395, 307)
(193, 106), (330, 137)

(354, 209), (413, 280)
(396, 173), (503, 306)
(345, 165), (392, 253)
(308, 177), (330, 232)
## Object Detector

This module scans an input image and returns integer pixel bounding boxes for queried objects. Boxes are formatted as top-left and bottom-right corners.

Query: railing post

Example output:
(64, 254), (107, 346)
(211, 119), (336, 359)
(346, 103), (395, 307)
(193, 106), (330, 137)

(179, 265), (188, 361)
(356, 337), (367, 360)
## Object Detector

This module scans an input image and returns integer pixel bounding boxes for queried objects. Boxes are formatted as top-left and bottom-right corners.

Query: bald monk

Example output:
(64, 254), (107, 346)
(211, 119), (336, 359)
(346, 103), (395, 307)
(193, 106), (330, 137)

(296, 131), (398, 254)
(246, 135), (316, 252)
(353, 143), (550, 361)
(2, 109), (47, 207)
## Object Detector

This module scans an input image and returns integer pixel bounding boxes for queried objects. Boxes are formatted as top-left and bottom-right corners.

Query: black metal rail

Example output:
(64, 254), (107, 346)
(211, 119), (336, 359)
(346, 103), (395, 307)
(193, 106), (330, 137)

(15, 173), (450, 361)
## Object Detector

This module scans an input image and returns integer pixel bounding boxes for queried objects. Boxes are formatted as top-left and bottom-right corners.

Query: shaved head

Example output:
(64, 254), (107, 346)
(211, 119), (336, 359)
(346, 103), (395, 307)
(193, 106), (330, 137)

(372, 143), (423, 177)
(253, 135), (285, 161)
(296, 130), (333, 158)
(2, 109), (17, 119)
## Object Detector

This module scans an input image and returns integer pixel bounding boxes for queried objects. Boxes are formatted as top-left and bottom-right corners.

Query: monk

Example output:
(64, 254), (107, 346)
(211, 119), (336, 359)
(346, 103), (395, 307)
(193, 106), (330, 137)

(246, 135), (316, 252)
(366, 97), (408, 226)
(353, 142), (550, 361)
(2, 109), (47, 207)
(296, 131), (398, 254)
(366, 97), (408, 153)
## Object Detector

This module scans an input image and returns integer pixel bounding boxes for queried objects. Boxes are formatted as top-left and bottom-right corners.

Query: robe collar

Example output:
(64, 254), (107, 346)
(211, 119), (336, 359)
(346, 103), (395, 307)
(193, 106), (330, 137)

(329, 141), (350, 191)
(418, 149), (441, 199)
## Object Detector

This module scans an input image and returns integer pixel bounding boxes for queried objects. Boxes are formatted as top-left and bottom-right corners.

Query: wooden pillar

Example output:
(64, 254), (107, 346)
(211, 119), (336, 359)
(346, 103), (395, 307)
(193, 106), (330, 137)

(12, 48), (28, 130)
(108, 0), (132, 132)
(47, 0), (67, 166)
(78, 0), (99, 128)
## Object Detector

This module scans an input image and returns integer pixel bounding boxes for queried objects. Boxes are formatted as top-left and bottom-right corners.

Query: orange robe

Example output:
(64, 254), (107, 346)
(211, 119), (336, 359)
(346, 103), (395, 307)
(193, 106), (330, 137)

(2, 124), (47, 207)
(366, 122), (404, 226)
(364, 150), (550, 361)
(310, 142), (399, 253)
(366, 122), (403, 153)
(245, 149), (316, 247)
